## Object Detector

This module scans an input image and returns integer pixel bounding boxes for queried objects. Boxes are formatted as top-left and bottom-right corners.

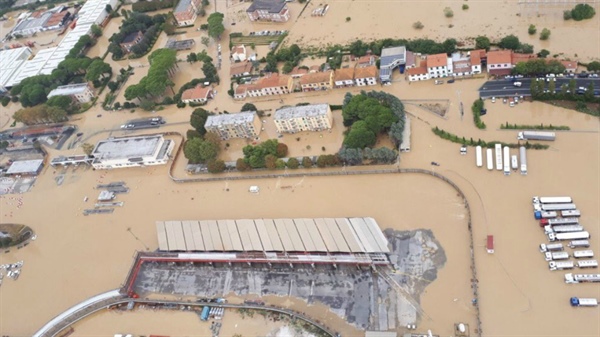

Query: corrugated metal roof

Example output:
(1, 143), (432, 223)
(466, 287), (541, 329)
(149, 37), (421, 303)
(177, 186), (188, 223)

(264, 218), (284, 251)
(181, 221), (196, 251)
(314, 218), (339, 252)
(156, 221), (169, 251)
(217, 220), (234, 251)
(254, 219), (274, 251)
(303, 218), (327, 252)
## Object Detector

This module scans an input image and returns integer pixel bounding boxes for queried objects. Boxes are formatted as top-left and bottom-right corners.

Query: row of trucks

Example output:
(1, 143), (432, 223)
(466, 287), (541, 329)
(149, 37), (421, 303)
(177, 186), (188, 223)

(564, 273), (600, 284)
(482, 145), (527, 175)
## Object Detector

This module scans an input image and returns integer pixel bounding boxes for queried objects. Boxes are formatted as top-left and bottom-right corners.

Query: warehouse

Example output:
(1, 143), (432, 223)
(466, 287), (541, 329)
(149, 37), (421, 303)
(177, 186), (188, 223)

(5, 159), (44, 176)
(90, 135), (174, 170)
(155, 217), (391, 265)
(0, 47), (32, 93)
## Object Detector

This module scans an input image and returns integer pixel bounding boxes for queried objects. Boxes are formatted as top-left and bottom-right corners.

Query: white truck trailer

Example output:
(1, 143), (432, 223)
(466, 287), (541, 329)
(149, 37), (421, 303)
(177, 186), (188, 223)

(570, 297), (598, 307)
(495, 144), (503, 171)
(564, 273), (600, 284)
(541, 203), (577, 211)
(569, 240), (590, 248)
(533, 196), (573, 204)
(519, 146), (527, 175)
(545, 251), (570, 261)
(517, 131), (556, 141)
(576, 260), (598, 269)
(548, 217), (579, 225)
(511, 155), (518, 170)
(539, 243), (564, 252)
(573, 250), (594, 259)
(400, 115), (411, 152)
(486, 149), (493, 170)
(548, 231), (590, 242)
(475, 146), (482, 167)
(545, 225), (584, 234)
(549, 261), (574, 271)
(503, 146), (510, 176)
(562, 210), (581, 217)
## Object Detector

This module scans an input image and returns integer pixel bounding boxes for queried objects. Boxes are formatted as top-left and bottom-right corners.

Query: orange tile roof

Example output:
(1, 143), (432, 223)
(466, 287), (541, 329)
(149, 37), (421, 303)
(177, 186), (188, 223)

(561, 60), (578, 70)
(309, 65), (321, 72)
(487, 50), (512, 65)
(407, 66), (427, 75)
(300, 71), (332, 85)
(181, 85), (212, 101)
(471, 49), (486, 59)
(512, 53), (537, 65)
(45, 11), (68, 27)
(470, 51), (481, 66)
(230, 61), (253, 76)
(426, 53), (448, 68)
(256, 73), (290, 89)
(354, 65), (378, 79)
(357, 55), (374, 65)
(334, 68), (354, 81)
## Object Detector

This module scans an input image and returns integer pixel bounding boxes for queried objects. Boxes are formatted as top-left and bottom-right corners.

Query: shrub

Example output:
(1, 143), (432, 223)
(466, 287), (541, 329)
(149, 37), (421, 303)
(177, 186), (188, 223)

(462, 4), (469, 10)
(540, 28), (551, 40)
(302, 156), (313, 168)
(571, 4), (595, 21)
(236, 158), (251, 171)
(346, 17), (351, 22)
(528, 24), (537, 35)
(286, 157), (299, 169)
(471, 99), (487, 130)
(412, 21), (424, 29)
(1, 96), (10, 107)
(444, 7), (454, 18)
(563, 10), (572, 20)
(207, 159), (226, 173)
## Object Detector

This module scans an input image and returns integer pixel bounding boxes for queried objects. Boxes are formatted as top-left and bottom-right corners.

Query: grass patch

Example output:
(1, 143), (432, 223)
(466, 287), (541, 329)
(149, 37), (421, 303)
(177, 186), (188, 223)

(230, 33), (287, 46)
(472, 99), (486, 129)
(500, 122), (570, 130)
(432, 126), (549, 150)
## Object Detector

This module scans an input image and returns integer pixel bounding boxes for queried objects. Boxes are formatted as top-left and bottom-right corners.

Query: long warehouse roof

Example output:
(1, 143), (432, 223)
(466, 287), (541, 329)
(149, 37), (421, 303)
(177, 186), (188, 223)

(156, 218), (390, 254)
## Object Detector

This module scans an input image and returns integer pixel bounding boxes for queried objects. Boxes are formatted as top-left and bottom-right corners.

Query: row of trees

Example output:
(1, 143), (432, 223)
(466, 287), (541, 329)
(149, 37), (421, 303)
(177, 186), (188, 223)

(344, 38), (457, 58)
(564, 4), (596, 21)
(531, 78), (597, 102)
(132, 0), (176, 12)
(512, 59), (566, 76)
(242, 139), (288, 169)
(124, 49), (178, 106)
(337, 147), (398, 165)
(13, 104), (68, 125)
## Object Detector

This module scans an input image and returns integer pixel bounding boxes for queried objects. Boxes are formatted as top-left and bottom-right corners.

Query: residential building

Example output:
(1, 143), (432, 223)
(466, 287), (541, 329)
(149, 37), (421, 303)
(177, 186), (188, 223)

(406, 62), (429, 82)
(356, 55), (375, 67)
(205, 112), (262, 140)
(274, 104), (333, 133)
(487, 50), (512, 76)
(247, 73), (293, 97)
(333, 67), (355, 88)
(0, 47), (32, 93)
(451, 53), (472, 77)
(120, 31), (143, 53)
(469, 50), (483, 74)
(561, 60), (578, 73)
(231, 45), (247, 62)
(290, 66), (308, 78)
(405, 51), (417, 69)
(181, 85), (214, 104)
(299, 71), (333, 92)
(233, 84), (253, 100)
(379, 46), (406, 82)
(354, 65), (378, 86)
(427, 53), (451, 78)
(90, 135), (175, 170)
(47, 83), (95, 103)
(230, 61), (253, 78)
(173, 0), (202, 26)
(246, 0), (290, 22)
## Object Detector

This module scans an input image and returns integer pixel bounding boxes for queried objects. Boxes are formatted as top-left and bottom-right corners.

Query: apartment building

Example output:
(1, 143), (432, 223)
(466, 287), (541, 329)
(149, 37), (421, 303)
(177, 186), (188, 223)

(354, 65), (378, 86)
(173, 0), (202, 26)
(274, 104), (332, 134)
(426, 53), (452, 78)
(47, 83), (95, 103)
(299, 71), (333, 92)
(204, 112), (262, 140)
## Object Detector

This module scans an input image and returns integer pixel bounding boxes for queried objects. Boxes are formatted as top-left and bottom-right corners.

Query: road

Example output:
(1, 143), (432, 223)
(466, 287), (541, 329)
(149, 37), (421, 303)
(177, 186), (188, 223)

(479, 77), (600, 98)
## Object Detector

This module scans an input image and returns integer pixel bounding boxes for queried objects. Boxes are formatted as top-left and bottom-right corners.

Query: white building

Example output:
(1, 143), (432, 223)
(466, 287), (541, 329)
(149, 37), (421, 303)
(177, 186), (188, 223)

(0, 47), (32, 93)
(274, 104), (333, 133)
(427, 53), (452, 78)
(205, 112), (262, 140)
(47, 83), (95, 103)
(91, 135), (174, 170)
(354, 65), (378, 86)
(231, 45), (247, 62)
(379, 46), (406, 82)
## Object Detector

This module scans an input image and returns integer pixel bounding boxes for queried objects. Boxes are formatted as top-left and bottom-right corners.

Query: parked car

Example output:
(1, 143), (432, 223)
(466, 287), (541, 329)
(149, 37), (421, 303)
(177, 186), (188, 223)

(447, 79), (455, 83)
(491, 97), (496, 103)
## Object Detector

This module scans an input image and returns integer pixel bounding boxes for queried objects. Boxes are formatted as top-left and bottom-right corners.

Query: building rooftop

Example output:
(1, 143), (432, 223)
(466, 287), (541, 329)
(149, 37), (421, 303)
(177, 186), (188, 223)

(299, 71), (332, 85)
(0, 47), (32, 89)
(205, 112), (257, 128)
(174, 0), (193, 14)
(12, 12), (52, 34)
(230, 61), (253, 76)
(92, 135), (164, 160)
(232, 45), (246, 55)
(290, 66), (308, 77)
(256, 73), (290, 89)
(427, 53), (448, 68)
(405, 51), (416, 67)
(334, 67), (354, 81)
(6, 159), (43, 175)
(181, 85), (212, 101)
(380, 46), (406, 68)
(487, 50), (512, 65)
(44, 10), (69, 27)
(275, 103), (329, 120)
(354, 65), (378, 79)
(122, 31), (142, 44)
(561, 60), (577, 69)
(470, 51), (481, 66)
(357, 55), (375, 65)
(247, 0), (287, 13)
(47, 83), (91, 98)
(406, 66), (427, 75)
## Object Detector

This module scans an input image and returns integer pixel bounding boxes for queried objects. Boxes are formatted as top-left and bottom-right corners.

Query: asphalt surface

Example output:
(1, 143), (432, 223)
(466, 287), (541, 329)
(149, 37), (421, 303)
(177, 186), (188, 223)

(120, 116), (166, 130)
(479, 77), (600, 98)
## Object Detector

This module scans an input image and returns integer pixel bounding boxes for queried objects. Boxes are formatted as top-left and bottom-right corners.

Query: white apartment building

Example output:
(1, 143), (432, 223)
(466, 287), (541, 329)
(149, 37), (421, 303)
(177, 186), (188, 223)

(91, 135), (174, 170)
(47, 83), (95, 103)
(204, 112), (262, 140)
(426, 53), (452, 78)
(274, 104), (333, 134)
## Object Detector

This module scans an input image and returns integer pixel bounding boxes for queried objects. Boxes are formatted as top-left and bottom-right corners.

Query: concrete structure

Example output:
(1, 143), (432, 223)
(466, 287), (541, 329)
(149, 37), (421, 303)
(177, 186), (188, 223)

(181, 85), (213, 104)
(274, 104), (332, 133)
(90, 135), (174, 170)
(10, 11), (52, 37)
(299, 71), (333, 92)
(427, 53), (451, 78)
(5, 159), (44, 176)
(366, 332), (397, 337)
(379, 46), (406, 82)
(231, 45), (247, 62)
(47, 83), (95, 103)
(173, 0), (202, 26)
(120, 31), (143, 53)
(165, 38), (196, 51)
(333, 68), (355, 88)
(156, 217), (391, 254)
(354, 65), (378, 86)
(230, 61), (253, 78)
(487, 50), (513, 76)
(0, 47), (32, 93)
(204, 112), (261, 140)
(246, 0), (290, 22)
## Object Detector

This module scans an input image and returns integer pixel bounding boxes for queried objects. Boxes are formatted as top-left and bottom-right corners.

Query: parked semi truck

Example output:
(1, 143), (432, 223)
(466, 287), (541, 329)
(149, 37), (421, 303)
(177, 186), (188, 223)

(577, 260), (598, 269)
(534, 211), (558, 220)
(545, 251), (569, 261)
(562, 210), (581, 217)
(564, 273), (600, 284)
(573, 250), (594, 259)
(486, 148), (493, 170)
(533, 196), (573, 204)
(511, 155), (518, 170)
(544, 225), (584, 234)
(539, 243), (564, 252)
(494, 144), (503, 171)
(569, 240), (590, 248)
(549, 261), (574, 271)
(541, 217), (579, 226)
(570, 297), (598, 307)
(541, 203), (577, 211)
(548, 231), (590, 242)
(517, 131), (556, 141)
(503, 146), (510, 175)
(475, 146), (483, 167)
(519, 146), (527, 175)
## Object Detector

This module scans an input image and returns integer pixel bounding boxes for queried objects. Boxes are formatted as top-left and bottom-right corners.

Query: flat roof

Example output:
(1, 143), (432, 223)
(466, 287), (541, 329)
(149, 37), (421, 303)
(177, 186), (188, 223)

(0, 47), (32, 88)
(275, 104), (329, 120)
(47, 83), (90, 98)
(156, 217), (390, 253)
(205, 112), (256, 128)
(92, 135), (163, 160)
(380, 46), (406, 68)
(6, 159), (43, 174)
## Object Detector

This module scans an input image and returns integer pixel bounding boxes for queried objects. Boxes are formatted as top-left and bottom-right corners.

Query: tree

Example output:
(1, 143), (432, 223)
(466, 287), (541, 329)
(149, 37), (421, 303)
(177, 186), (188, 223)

(584, 82), (595, 100)
(539, 28), (551, 40)
(13, 105), (67, 125)
(265, 154), (277, 169)
(349, 40), (369, 57)
(302, 156), (312, 168)
(207, 159), (225, 173)
(241, 103), (257, 112)
(91, 24), (102, 37)
(443, 7), (453, 18)
(202, 62), (219, 83)
(201, 37), (210, 47)
(338, 147), (363, 165)
(46, 95), (74, 113)
(537, 49), (550, 58)
(475, 36), (490, 51)
(343, 121), (377, 149)
(276, 143), (288, 158)
(184, 138), (219, 163)
(207, 12), (225, 40)
(563, 10), (572, 20)
(85, 59), (112, 82)
(236, 158), (251, 171)
(517, 43), (534, 54)
(105, 4), (112, 13)
(1, 96), (9, 107)
(528, 24), (537, 35)
(412, 21), (424, 30)
(499, 35), (520, 50)
(82, 143), (95, 156)
(587, 61), (600, 72)
(286, 157), (299, 169)
(107, 81), (119, 92)
(190, 108), (211, 135)
(187, 52), (198, 63)
(571, 4), (595, 21)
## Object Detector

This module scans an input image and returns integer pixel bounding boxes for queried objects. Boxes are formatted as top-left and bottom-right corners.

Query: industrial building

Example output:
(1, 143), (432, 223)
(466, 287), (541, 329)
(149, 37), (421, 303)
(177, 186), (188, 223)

(0, 47), (32, 93)
(204, 112), (262, 140)
(379, 46), (406, 83)
(155, 217), (391, 265)
(5, 159), (44, 176)
(274, 104), (333, 134)
(90, 135), (174, 170)
(47, 83), (95, 103)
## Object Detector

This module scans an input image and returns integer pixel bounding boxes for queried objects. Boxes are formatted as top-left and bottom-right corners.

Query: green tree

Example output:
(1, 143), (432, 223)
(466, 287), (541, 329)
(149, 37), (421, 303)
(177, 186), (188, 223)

(82, 143), (95, 156)
(236, 158), (251, 171)
(563, 10), (572, 20)
(105, 4), (112, 13)
(202, 62), (219, 83)
(1, 96), (10, 107)
(107, 81), (119, 92)
(586, 61), (600, 72)
(201, 37), (210, 47)
(91, 24), (102, 37)
(499, 35), (521, 50)
(475, 36), (491, 50)
(537, 49), (550, 58)
(528, 24), (537, 35)
(539, 28), (551, 40)
(276, 143), (288, 158)
(207, 159), (225, 173)
(571, 4), (595, 21)
(584, 82), (595, 100)
(184, 138), (219, 163)
(85, 59), (112, 82)
(302, 156), (312, 168)
(265, 154), (277, 169)
(241, 103), (257, 112)
(190, 108), (211, 135)
(517, 43), (534, 54)
(286, 157), (299, 169)
(46, 95), (74, 113)
(207, 12), (225, 40)
(343, 121), (377, 149)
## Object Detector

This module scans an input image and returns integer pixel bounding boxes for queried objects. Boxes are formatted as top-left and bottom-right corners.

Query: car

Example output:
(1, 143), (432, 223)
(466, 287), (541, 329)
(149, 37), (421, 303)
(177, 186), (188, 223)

(590, 74), (599, 78)
(509, 102), (515, 107)
(491, 97), (496, 103)
(447, 79), (455, 83)
(513, 82), (522, 87)
(578, 73), (589, 78)
(460, 145), (467, 155)
(480, 109), (487, 116)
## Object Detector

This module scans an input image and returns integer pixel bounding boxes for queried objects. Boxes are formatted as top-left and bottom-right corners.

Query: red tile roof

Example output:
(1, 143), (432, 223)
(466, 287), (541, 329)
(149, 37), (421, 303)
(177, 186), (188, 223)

(230, 61), (253, 76)
(300, 71), (332, 85)
(427, 53), (448, 68)
(354, 65), (378, 79)
(561, 60), (578, 70)
(334, 68), (354, 81)
(487, 50), (512, 65)
(407, 66), (427, 75)
(256, 73), (291, 89)
(470, 51), (481, 66)
(512, 53), (537, 65)
(181, 85), (212, 101)
(290, 67), (308, 76)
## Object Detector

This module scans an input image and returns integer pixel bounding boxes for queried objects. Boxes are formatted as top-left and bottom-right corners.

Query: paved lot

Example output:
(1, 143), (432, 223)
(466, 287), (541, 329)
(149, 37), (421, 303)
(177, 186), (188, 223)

(479, 78), (600, 98)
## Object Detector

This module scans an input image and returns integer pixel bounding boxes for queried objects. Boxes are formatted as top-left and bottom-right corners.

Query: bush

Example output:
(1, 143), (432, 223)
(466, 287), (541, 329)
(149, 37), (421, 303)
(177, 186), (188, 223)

(286, 157), (299, 169)
(539, 28), (551, 40)
(571, 4), (595, 21)
(345, 17), (351, 22)
(471, 99), (487, 130)
(207, 159), (226, 173)
(412, 21), (424, 29)
(444, 7), (454, 18)
(528, 24), (536, 35)
(563, 10), (572, 20)
(302, 156), (313, 168)
(1, 96), (10, 107)
(462, 4), (469, 10)
(236, 158), (251, 171)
